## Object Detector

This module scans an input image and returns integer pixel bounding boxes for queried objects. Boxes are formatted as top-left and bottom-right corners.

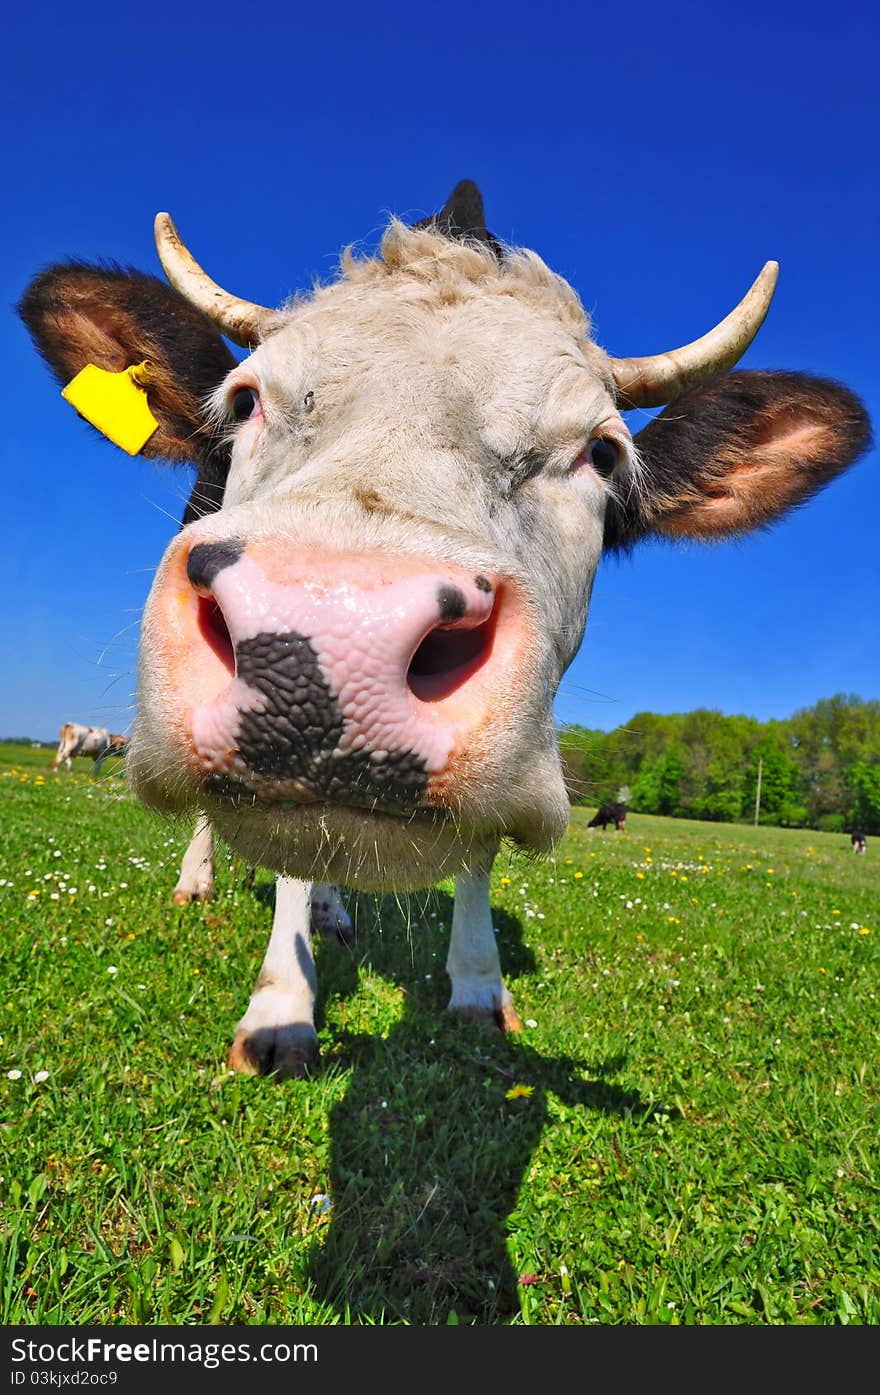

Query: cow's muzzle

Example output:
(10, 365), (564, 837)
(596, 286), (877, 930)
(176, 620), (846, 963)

(154, 536), (509, 810)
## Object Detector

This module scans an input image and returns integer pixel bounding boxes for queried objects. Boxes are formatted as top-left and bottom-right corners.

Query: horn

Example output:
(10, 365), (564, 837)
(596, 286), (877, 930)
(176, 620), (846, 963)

(609, 261), (779, 409)
(154, 213), (282, 348)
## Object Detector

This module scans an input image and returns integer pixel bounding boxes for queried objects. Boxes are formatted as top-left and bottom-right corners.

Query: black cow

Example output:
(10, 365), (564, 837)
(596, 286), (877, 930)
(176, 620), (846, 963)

(851, 831), (867, 855)
(587, 802), (627, 832)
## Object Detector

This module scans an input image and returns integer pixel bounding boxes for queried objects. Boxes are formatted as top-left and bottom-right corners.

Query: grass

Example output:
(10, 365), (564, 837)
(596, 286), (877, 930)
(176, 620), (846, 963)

(0, 740), (877, 1325)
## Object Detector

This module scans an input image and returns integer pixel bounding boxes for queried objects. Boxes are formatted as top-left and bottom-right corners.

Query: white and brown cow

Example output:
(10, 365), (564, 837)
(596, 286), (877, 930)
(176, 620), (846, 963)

(51, 722), (128, 775)
(21, 181), (871, 1077)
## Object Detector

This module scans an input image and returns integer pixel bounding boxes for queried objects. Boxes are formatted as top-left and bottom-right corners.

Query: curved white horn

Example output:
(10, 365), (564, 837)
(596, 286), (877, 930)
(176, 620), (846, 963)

(610, 261), (779, 409)
(154, 213), (282, 347)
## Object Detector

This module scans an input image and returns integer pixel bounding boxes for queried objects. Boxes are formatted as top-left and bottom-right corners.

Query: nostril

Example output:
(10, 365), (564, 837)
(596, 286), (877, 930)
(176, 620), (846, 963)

(407, 613), (496, 702)
(198, 597), (235, 675)
(186, 538), (245, 593)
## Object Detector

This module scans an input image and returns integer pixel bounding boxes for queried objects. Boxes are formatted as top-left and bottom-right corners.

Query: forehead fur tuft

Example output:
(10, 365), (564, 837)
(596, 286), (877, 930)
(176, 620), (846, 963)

(317, 220), (592, 341)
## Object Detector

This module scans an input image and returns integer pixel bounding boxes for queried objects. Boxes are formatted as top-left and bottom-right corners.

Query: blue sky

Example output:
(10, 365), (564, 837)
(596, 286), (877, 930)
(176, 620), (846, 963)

(2, 0), (877, 743)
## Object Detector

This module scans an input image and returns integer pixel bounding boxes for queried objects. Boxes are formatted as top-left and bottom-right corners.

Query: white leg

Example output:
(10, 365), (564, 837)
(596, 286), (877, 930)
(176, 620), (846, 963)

(173, 814), (215, 904)
(52, 735), (69, 772)
(228, 876), (320, 1078)
(446, 847), (522, 1032)
(310, 882), (354, 943)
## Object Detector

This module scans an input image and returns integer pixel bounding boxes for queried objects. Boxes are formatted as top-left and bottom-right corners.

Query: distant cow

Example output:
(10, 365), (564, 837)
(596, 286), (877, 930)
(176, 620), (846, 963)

(851, 831), (867, 854)
(51, 723), (128, 774)
(20, 178), (871, 1078)
(587, 801), (627, 832)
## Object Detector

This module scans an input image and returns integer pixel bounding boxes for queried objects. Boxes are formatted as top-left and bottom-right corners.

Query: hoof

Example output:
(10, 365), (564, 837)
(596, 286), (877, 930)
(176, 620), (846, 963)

(227, 1025), (319, 1080)
(451, 1003), (523, 1034)
(172, 887), (213, 906)
(495, 1003), (524, 1033)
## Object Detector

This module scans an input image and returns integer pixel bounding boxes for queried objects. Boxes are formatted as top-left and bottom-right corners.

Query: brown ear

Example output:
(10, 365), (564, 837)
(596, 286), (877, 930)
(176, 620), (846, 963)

(605, 371), (872, 550)
(18, 261), (237, 470)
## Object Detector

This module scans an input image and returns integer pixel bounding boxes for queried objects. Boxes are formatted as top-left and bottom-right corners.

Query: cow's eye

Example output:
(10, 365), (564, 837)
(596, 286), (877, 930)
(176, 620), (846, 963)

(588, 436), (622, 477)
(229, 386), (260, 422)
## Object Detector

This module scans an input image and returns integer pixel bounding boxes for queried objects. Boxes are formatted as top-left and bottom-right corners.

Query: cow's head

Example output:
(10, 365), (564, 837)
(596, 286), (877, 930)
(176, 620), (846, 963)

(20, 181), (871, 888)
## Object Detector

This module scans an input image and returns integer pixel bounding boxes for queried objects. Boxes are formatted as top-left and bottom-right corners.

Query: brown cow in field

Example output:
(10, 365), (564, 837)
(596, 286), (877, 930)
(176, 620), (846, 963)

(51, 722), (128, 775)
(587, 802), (627, 832)
(21, 180), (871, 1077)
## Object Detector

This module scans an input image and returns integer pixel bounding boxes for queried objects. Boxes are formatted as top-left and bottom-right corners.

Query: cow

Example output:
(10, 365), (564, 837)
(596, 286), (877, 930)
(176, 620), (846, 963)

(20, 179), (871, 1078)
(587, 801), (627, 832)
(851, 830), (867, 854)
(51, 722), (129, 775)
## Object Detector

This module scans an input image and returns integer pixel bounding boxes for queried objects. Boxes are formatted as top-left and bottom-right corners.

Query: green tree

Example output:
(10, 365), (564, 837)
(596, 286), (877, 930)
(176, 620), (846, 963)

(744, 722), (800, 824)
(556, 695), (879, 831)
(846, 758), (880, 835)
(657, 744), (685, 817)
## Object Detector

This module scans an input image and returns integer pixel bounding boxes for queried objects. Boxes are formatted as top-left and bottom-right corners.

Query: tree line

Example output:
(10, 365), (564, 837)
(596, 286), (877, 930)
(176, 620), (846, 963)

(559, 694), (880, 834)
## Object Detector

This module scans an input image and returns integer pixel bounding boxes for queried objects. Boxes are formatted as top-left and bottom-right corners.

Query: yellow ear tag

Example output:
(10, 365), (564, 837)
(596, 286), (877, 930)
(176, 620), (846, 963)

(61, 361), (159, 456)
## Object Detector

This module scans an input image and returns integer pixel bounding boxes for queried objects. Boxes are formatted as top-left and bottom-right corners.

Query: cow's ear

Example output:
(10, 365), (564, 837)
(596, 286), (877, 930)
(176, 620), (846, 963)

(412, 179), (504, 259)
(18, 262), (237, 468)
(605, 371), (872, 550)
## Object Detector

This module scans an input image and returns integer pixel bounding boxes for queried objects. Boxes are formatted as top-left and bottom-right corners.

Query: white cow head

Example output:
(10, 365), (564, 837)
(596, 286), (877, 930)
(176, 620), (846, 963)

(21, 181), (871, 889)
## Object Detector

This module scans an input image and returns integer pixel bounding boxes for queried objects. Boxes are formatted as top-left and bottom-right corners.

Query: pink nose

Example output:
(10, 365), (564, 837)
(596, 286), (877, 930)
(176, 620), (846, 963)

(184, 542), (499, 804)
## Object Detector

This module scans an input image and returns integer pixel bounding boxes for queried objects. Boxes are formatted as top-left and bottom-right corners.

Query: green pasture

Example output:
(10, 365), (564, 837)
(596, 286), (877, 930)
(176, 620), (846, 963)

(0, 741), (877, 1325)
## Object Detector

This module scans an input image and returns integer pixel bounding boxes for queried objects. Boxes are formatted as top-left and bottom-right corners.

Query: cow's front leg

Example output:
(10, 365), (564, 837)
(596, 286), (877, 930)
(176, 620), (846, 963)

(228, 875), (319, 1079)
(446, 848), (522, 1032)
(172, 813), (215, 905)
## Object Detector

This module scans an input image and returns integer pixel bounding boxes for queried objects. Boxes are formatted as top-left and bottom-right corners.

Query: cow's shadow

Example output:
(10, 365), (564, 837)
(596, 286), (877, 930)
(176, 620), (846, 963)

(295, 889), (671, 1324)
